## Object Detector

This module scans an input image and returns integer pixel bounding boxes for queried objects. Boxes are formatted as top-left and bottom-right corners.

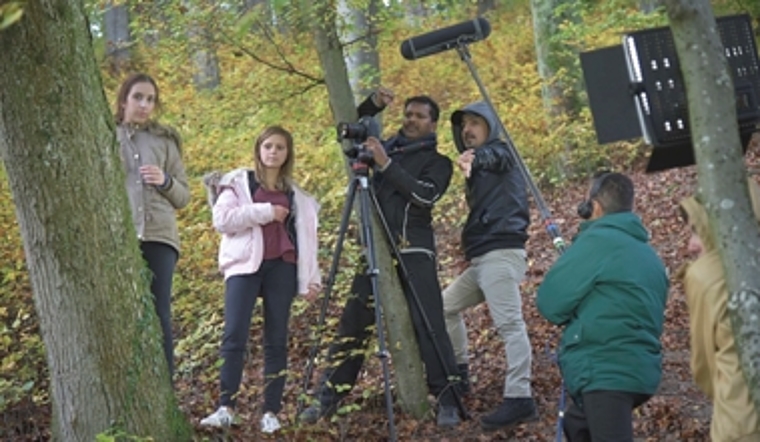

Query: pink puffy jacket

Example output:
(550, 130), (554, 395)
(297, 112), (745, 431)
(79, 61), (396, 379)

(212, 169), (321, 295)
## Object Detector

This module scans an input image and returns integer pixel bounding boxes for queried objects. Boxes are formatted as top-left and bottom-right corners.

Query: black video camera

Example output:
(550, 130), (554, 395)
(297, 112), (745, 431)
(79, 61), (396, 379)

(336, 115), (381, 165)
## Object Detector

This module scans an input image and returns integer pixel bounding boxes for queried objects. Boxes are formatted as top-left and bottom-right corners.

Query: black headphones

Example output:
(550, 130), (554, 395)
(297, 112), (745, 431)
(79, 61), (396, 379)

(577, 172), (612, 219)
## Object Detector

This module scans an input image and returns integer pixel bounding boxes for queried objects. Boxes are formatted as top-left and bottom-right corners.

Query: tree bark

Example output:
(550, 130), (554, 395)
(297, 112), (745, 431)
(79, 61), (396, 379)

(0, 2), (192, 440)
(185, 1), (221, 90)
(337, 0), (380, 102)
(664, 0), (760, 411)
(104, 1), (132, 75)
(311, 0), (429, 418)
(477, 0), (497, 15)
(530, 0), (583, 176)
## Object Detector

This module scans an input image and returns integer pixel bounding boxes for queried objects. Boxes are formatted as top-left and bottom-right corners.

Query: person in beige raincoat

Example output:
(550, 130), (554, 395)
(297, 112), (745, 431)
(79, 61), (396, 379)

(679, 179), (760, 442)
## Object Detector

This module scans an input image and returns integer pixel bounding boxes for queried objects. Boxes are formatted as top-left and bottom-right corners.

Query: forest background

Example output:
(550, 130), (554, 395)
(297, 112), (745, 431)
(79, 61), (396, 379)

(2, 0), (760, 440)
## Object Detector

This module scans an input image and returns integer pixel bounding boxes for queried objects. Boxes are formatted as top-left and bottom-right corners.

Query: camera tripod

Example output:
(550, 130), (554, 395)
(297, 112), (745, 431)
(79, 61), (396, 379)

(297, 158), (467, 440)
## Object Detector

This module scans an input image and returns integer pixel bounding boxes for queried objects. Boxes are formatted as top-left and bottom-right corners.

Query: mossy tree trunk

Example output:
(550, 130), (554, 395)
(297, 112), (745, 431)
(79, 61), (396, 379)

(311, 0), (429, 419)
(664, 0), (760, 411)
(0, 2), (192, 441)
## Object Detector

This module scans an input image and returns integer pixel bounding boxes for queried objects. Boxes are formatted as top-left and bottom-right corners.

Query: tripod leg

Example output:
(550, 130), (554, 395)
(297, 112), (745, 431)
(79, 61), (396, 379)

(296, 179), (358, 420)
(355, 176), (398, 441)
(368, 188), (469, 420)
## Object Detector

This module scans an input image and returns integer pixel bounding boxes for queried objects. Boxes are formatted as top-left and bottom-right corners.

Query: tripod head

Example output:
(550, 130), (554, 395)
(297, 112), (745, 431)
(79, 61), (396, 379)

(349, 155), (372, 177)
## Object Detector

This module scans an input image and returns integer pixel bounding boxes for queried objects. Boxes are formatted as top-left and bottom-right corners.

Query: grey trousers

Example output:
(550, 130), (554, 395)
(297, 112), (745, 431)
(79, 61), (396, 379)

(442, 248), (532, 397)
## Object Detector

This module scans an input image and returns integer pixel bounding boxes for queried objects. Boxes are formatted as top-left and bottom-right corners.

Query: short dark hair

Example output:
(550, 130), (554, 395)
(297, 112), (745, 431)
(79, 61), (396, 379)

(404, 95), (440, 122)
(591, 172), (634, 214)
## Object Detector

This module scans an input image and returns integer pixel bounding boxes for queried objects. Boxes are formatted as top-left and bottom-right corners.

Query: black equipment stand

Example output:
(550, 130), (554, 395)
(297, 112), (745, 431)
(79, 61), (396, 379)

(297, 158), (467, 441)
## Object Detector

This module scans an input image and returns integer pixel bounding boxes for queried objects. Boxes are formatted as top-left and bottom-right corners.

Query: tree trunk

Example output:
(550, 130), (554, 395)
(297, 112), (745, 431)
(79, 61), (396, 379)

(190, 31), (221, 91)
(477, 0), (497, 15)
(530, 0), (583, 176)
(337, 0), (380, 102)
(185, 1), (221, 90)
(311, 0), (429, 419)
(0, 2), (192, 441)
(104, 1), (132, 75)
(639, 0), (658, 14)
(664, 0), (760, 411)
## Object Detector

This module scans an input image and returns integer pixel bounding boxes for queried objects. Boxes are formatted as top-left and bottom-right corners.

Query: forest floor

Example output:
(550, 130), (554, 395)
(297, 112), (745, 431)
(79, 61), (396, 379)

(4, 139), (760, 441)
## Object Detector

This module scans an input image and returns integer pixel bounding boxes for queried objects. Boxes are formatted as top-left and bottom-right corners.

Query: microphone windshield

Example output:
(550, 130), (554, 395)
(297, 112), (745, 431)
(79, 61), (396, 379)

(400, 17), (491, 61)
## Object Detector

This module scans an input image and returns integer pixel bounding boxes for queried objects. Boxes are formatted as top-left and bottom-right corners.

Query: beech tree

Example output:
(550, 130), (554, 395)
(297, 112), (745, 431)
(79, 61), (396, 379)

(0, 1), (191, 440)
(530, 0), (583, 176)
(664, 0), (760, 409)
(104, 0), (132, 74)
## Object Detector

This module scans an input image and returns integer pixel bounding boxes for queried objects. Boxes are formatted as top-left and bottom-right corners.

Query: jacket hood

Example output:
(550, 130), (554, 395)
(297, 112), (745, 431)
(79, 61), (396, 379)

(679, 179), (760, 255)
(579, 211), (650, 243)
(451, 101), (501, 153)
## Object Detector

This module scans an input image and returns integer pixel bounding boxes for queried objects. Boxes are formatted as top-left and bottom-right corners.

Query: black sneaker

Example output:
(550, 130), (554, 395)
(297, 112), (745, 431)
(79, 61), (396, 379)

(436, 405), (461, 428)
(480, 397), (538, 431)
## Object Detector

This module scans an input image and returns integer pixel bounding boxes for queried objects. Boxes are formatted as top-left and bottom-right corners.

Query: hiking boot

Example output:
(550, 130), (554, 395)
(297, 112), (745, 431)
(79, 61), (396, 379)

(298, 403), (323, 424)
(200, 406), (234, 427)
(299, 400), (339, 424)
(436, 405), (461, 428)
(260, 411), (281, 434)
(480, 397), (538, 431)
(457, 363), (470, 395)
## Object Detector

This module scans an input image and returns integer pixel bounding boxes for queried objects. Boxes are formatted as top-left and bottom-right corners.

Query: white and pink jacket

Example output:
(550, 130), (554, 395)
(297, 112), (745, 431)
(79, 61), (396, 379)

(212, 168), (321, 295)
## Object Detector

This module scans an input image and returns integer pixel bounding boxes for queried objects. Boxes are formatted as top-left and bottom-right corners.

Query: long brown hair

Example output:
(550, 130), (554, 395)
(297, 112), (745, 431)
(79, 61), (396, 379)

(114, 73), (160, 124)
(254, 125), (294, 192)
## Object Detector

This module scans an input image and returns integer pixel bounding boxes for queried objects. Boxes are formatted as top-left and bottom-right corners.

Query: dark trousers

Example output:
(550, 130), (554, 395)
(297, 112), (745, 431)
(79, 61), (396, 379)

(563, 390), (651, 442)
(317, 252), (460, 407)
(219, 259), (296, 413)
(141, 241), (178, 379)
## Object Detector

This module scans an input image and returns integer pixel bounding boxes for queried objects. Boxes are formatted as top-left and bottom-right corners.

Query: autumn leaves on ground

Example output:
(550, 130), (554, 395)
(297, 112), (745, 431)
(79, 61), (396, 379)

(2, 1), (759, 441)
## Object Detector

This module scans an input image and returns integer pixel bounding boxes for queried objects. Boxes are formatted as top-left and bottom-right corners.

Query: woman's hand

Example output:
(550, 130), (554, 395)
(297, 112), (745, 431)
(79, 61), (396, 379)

(272, 205), (290, 222)
(139, 165), (166, 186)
(305, 283), (321, 301)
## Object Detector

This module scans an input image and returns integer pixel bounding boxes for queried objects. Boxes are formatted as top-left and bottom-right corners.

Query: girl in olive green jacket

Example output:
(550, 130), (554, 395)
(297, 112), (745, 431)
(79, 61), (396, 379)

(115, 73), (190, 379)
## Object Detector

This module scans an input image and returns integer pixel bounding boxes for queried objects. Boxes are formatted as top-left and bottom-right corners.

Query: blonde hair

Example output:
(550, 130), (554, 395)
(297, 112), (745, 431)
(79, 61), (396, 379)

(253, 125), (294, 192)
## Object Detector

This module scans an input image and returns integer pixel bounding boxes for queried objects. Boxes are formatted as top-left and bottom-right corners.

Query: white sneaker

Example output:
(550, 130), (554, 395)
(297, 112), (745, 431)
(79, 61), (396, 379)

(200, 406), (234, 427)
(260, 411), (281, 434)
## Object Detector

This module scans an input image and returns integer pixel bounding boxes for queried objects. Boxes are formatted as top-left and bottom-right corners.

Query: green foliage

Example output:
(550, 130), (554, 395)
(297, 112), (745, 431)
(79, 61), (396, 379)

(96, 421), (155, 442)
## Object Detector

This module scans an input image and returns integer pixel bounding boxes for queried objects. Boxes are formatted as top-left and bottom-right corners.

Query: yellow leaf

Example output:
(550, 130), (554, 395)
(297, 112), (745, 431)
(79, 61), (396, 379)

(0, 3), (24, 31)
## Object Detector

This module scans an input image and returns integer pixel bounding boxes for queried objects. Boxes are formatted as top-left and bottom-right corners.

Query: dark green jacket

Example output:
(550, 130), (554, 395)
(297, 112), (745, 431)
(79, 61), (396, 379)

(536, 212), (668, 404)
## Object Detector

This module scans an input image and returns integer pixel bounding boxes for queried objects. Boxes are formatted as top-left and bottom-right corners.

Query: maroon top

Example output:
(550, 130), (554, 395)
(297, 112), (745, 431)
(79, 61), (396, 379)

(253, 186), (296, 263)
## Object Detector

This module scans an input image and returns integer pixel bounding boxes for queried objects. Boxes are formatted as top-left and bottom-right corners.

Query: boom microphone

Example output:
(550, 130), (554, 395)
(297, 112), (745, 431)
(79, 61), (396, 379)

(400, 17), (491, 61)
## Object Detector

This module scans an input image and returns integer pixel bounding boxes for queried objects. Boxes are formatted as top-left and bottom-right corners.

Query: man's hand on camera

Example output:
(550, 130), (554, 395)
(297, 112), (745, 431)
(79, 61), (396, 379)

(364, 136), (389, 168)
(372, 87), (395, 108)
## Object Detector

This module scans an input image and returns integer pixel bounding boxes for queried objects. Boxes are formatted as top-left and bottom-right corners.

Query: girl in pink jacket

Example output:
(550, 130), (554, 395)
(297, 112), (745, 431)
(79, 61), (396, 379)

(200, 126), (321, 434)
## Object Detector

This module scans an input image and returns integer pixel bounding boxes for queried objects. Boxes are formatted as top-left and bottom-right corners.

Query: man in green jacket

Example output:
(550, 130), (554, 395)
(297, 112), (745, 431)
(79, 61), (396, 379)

(536, 172), (668, 442)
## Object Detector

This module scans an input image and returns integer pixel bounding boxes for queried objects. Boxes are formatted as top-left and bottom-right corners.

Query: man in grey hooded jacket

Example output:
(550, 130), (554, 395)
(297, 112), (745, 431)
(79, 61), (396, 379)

(442, 101), (537, 431)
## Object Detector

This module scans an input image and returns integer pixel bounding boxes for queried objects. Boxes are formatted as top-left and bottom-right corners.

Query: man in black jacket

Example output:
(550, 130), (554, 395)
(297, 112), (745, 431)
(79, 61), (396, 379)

(442, 101), (537, 431)
(299, 88), (463, 427)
